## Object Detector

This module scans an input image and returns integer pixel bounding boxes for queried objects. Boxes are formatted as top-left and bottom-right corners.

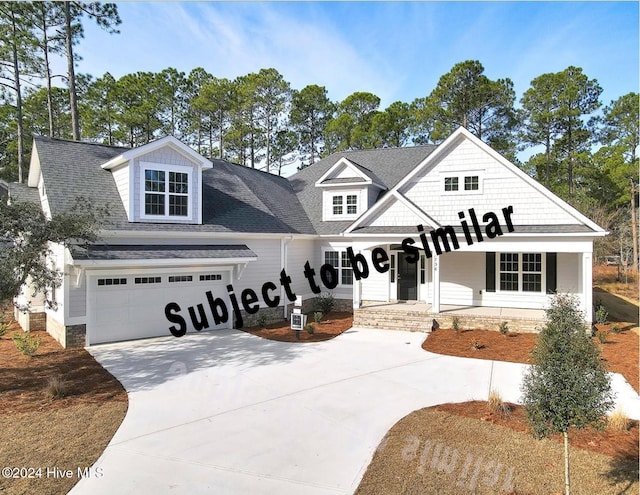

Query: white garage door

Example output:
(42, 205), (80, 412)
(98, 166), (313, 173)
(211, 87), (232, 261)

(87, 270), (231, 345)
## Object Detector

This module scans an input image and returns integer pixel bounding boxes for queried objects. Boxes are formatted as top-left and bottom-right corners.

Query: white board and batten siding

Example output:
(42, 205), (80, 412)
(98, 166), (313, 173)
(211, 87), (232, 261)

(403, 138), (581, 227)
(111, 163), (129, 216)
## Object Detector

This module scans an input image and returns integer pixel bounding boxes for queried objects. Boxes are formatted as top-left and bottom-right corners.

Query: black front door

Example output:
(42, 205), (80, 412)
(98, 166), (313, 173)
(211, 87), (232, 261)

(397, 253), (418, 300)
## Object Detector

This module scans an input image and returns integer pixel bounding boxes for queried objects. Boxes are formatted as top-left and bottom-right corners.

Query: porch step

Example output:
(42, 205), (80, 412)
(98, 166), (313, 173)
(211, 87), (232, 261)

(353, 309), (435, 332)
(353, 308), (543, 333)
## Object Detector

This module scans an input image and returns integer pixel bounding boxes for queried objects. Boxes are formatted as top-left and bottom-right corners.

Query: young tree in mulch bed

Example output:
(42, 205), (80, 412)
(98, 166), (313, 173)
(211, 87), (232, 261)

(521, 294), (615, 495)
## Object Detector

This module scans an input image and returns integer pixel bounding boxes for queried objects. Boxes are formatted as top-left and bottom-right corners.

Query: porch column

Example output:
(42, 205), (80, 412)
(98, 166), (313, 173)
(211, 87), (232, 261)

(582, 252), (593, 323)
(353, 278), (361, 309)
(432, 255), (440, 313)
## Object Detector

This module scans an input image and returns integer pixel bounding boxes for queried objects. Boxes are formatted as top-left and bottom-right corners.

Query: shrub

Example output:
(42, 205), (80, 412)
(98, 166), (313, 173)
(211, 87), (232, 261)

(313, 311), (323, 324)
(316, 292), (335, 315)
(498, 321), (509, 336)
(595, 304), (609, 325)
(0, 321), (8, 338)
(608, 407), (630, 431)
(12, 331), (41, 356)
(488, 389), (511, 416)
(46, 376), (68, 399)
(611, 324), (621, 334)
(305, 323), (315, 335)
(451, 316), (461, 332)
(596, 329), (608, 344)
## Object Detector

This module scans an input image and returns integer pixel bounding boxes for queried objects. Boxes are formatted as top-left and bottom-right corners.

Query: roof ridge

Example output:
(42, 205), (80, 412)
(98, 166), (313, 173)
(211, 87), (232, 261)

(34, 135), (131, 151)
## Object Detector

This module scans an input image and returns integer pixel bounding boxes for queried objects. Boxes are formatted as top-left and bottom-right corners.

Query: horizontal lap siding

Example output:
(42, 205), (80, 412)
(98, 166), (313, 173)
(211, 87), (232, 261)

(68, 280), (86, 318)
(234, 239), (283, 307)
(287, 239), (315, 296)
(440, 252), (483, 306)
(361, 252), (389, 301)
(557, 253), (580, 292)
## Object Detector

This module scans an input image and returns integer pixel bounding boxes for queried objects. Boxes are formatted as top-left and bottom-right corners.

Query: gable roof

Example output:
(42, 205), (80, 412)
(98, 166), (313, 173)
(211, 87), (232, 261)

(28, 136), (315, 235)
(101, 136), (213, 170)
(289, 145), (438, 235)
(344, 127), (605, 235)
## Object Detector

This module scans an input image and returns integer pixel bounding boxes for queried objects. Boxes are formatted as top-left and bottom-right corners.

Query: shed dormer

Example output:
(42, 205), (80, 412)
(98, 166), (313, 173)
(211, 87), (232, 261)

(101, 136), (213, 224)
(315, 157), (386, 221)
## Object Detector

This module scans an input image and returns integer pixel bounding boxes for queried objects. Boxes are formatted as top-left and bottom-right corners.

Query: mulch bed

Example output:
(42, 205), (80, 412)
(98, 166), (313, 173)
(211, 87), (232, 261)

(423, 325), (639, 393)
(242, 311), (353, 342)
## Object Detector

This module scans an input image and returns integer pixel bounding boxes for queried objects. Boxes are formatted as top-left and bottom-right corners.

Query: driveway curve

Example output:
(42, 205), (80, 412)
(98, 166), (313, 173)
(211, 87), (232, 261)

(70, 327), (639, 495)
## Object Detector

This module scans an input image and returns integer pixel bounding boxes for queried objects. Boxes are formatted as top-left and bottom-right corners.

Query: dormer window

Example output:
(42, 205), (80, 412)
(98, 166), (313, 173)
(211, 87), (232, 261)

(330, 193), (358, 219)
(141, 162), (192, 220)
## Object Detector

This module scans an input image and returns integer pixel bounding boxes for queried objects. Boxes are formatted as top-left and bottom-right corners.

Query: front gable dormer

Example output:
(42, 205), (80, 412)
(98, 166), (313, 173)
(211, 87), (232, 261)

(101, 137), (213, 224)
(315, 157), (386, 221)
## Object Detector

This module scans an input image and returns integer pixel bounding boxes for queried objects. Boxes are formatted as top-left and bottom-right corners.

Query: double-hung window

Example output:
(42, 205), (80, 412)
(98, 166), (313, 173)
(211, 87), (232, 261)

(324, 250), (353, 286)
(499, 253), (543, 292)
(331, 194), (358, 218)
(142, 163), (191, 220)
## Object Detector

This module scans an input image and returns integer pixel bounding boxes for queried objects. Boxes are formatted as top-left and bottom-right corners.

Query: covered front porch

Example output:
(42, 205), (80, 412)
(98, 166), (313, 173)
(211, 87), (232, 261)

(353, 300), (545, 333)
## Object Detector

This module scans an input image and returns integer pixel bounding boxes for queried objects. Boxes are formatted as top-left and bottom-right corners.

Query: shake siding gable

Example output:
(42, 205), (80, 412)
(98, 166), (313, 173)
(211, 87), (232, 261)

(369, 197), (427, 227)
(403, 138), (580, 226)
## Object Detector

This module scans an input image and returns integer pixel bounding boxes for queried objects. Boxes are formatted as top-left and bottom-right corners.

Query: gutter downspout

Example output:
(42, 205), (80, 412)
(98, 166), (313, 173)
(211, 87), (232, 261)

(281, 236), (294, 319)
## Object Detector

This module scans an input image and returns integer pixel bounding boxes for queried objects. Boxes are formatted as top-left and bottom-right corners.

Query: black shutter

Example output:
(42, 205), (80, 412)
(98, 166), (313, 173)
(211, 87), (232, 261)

(486, 252), (496, 292)
(546, 253), (557, 293)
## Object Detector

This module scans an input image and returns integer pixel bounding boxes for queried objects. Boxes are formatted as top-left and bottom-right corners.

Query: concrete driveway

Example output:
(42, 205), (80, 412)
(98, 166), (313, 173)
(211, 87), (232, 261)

(69, 327), (639, 495)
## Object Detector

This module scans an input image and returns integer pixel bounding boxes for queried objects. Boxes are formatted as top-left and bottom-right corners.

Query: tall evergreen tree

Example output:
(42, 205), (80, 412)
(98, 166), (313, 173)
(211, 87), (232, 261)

(290, 84), (334, 167)
(0, 2), (39, 182)
(60, 2), (120, 140)
(420, 60), (517, 158)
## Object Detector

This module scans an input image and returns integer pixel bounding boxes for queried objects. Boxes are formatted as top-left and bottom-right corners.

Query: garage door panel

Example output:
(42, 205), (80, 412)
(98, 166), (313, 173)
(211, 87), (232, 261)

(88, 271), (231, 345)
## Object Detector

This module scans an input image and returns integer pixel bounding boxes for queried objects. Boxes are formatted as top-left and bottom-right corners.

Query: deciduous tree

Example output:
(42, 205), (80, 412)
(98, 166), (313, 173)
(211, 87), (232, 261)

(0, 197), (106, 308)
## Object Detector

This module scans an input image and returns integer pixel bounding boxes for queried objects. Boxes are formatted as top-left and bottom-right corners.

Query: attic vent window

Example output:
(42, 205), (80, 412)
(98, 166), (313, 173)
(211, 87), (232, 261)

(444, 177), (458, 191)
(464, 176), (479, 191)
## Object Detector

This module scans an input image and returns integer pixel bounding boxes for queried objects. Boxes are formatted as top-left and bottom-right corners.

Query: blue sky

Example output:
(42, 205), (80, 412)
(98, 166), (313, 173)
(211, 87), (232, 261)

(71, 1), (639, 110)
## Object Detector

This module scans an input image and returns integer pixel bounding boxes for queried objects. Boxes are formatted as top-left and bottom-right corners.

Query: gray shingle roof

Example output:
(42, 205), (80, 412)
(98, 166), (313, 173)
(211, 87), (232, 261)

(351, 224), (596, 235)
(289, 146), (438, 235)
(69, 244), (256, 261)
(30, 136), (315, 235)
(8, 182), (40, 204)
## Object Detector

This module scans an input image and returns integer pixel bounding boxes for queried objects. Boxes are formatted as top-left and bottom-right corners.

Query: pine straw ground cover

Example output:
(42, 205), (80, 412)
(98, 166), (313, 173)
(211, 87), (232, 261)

(356, 404), (638, 495)
(0, 315), (127, 495)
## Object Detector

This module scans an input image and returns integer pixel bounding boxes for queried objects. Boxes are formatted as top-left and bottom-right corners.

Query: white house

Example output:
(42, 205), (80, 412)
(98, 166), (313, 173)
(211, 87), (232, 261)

(9, 127), (606, 347)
